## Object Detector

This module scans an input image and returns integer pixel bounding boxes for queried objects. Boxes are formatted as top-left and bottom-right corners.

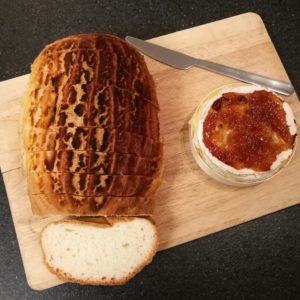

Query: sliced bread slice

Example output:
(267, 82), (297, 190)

(40, 217), (158, 285)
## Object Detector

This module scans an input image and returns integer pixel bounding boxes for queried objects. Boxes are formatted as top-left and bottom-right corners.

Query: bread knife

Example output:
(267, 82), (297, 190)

(125, 36), (294, 96)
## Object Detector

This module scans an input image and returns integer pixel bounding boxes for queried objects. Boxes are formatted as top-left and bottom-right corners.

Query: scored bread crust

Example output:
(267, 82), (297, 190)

(22, 33), (163, 216)
(40, 218), (159, 285)
(21, 33), (159, 136)
(24, 128), (162, 155)
(29, 152), (163, 216)
(30, 194), (155, 216)
(26, 151), (161, 174)
(29, 173), (158, 196)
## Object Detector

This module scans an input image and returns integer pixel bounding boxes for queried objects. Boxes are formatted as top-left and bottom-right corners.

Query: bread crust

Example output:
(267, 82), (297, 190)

(26, 151), (161, 175)
(23, 33), (163, 216)
(23, 128), (162, 154)
(40, 218), (159, 285)
(30, 194), (155, 216)
(33, 33), (159, 107)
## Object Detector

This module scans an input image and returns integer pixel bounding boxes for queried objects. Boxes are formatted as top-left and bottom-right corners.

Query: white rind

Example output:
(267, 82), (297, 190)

(190, 83), (297, 186)
(283, 102), (297, 135)
(270, 149), (293, 170)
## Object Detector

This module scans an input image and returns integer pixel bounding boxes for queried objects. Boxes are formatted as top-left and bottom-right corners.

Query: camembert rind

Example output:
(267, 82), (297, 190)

(189, 84), (297, 186)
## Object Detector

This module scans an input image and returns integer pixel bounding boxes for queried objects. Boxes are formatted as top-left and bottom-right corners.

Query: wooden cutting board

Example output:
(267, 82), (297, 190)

(0, 13), (299, 291)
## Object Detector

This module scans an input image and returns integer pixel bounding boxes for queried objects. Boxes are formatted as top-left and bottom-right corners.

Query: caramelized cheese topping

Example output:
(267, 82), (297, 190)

(203, 91), (295, 171)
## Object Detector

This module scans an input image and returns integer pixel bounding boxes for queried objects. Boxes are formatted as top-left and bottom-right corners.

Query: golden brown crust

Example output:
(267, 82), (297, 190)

(24, 34), (159, 134)
(36, 34), (159, 107)
(27, 150), (160, 175)
(30, 194), (155, 216)
(23, 33), (163, 216)
(24, 127), (162, 154)
(40, 218), (159, 285)
(74, 216), (139, 225)
(29, 173), (156, 196)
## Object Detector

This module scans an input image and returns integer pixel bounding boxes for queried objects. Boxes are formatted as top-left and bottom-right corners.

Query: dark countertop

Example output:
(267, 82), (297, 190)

(0, 1), (299, 299)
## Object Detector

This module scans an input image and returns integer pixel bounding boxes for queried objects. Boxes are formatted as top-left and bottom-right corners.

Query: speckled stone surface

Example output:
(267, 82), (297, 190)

(0, 0), (299, 299)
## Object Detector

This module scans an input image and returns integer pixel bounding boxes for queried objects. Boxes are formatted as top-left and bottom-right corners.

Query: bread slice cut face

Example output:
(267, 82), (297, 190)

(40, 217), (158, 285)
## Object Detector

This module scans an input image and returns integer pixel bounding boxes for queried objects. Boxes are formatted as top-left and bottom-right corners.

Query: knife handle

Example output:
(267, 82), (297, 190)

(194, 59), (294, 96)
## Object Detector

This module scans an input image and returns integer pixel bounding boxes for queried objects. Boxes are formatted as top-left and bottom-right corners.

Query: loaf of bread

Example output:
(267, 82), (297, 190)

(40, 218), (158, 285)
(21, 34), (163, 216)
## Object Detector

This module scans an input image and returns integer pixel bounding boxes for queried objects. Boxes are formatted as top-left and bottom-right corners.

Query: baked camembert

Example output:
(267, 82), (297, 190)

(190, 84), (297, 186)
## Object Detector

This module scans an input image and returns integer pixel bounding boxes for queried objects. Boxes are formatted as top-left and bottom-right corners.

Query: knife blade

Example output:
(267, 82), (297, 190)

(125, 36), (294, 96)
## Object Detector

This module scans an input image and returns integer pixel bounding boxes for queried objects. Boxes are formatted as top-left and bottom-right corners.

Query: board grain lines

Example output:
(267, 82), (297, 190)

(0, 13), (299, 290)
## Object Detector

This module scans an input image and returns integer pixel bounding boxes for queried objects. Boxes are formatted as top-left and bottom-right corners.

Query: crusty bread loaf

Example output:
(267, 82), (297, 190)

(40, 218), (158, 285)
(22, 34), (163, 216)
(24, 34), (162, 286)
